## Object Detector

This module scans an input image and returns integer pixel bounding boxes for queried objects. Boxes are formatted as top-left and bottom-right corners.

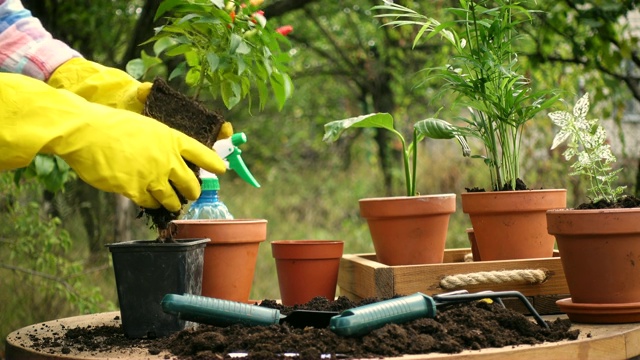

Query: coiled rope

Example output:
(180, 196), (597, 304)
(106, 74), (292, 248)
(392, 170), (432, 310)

(440, 268), (548, 290)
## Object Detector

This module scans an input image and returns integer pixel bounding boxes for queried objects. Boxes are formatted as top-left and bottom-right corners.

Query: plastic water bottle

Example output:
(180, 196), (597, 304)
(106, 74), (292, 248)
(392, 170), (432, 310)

(183, 170), (234, 220)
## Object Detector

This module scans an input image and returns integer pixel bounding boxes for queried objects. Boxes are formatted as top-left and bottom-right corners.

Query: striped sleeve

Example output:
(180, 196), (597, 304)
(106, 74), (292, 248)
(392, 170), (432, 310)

(0, 0), (81, 81)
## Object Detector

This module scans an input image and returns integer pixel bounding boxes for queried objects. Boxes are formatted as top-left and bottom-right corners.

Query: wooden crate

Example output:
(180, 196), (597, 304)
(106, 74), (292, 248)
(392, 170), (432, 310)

(338, 249), (570, 315)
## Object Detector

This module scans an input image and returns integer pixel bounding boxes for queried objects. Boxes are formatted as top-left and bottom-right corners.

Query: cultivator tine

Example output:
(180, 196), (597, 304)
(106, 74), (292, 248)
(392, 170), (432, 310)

(433, 290), (548, 329)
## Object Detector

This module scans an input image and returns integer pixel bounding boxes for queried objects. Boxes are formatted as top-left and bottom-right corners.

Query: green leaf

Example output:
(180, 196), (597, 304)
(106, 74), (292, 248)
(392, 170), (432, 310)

(34, 155), (54, 176)
(221, 79), (241, 109)
(229, 33), (242, 54)
(141, 50), (162, 68)
(154, 0), (184, 21)
(185, 67), (200, 86)
(206, 52), (220, 72)
(323, 113), (395, 143)
(210, 0), (225, 8)
(125, 59), (145, 79)
(153, 37), (176, 56)
(415, 119), (471, 157)
(236, 40), (251, 55)
(269, 72), (288, 110)
(169, 61), (187, 80)
(165, 43), (192, 57)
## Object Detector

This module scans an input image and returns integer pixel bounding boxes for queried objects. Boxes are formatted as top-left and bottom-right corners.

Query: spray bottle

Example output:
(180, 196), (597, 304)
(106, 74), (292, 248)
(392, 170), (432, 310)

(183, 133), (260, 220)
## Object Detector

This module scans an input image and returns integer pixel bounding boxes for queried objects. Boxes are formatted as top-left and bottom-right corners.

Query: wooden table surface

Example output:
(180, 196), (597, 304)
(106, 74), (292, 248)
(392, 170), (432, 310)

(6, 311), (640, 360)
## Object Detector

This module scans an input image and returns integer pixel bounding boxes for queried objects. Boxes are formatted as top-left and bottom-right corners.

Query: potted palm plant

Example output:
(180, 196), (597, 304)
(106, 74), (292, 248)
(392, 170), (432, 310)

(546, 93), (640, 323)
(362, 0), (565, 261)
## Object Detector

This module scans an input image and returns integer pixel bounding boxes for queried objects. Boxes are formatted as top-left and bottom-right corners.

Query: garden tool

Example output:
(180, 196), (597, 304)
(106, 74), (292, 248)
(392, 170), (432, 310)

(161, 294), (338, 328)
(161, 290), (547, 337)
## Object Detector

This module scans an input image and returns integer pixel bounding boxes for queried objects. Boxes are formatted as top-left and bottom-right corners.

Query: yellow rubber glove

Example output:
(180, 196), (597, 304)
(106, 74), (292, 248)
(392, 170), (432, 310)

(47, 58), (152, 113)
(0, 73), (226, 212)
(218, 122), (234, 140)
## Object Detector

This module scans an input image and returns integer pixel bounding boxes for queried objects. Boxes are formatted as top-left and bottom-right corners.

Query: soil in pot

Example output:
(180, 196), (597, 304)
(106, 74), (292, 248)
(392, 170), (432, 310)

(24, 296), (579, 359)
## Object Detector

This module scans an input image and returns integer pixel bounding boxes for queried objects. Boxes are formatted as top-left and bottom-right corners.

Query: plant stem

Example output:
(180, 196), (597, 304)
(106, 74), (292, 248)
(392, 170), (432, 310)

(391, 128), (412, 196)
(193, 55), (207, 100)
(411, 128), (418, 196)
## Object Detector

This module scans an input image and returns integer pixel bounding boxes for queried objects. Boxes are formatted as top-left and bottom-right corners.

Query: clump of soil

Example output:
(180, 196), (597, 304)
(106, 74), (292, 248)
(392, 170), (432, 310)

(576, 195), (640, 209)
(144, 78), (225, 148)
(26, 296), (579, 359)
(137, 78), (227, 241)
(466, 178), (529, 192)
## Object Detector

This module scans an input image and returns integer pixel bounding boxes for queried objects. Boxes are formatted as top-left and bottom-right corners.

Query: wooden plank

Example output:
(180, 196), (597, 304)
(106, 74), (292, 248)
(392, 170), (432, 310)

(337, 254), (395, 299)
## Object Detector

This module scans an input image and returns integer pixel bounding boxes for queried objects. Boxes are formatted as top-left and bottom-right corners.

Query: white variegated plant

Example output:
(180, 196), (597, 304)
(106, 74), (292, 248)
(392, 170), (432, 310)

(549, 93), (626, 203)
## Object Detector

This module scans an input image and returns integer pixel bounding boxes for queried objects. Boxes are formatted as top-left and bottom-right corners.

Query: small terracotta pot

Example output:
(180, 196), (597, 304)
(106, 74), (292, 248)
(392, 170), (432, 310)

(462, 189), (566, 260)
(271, 240), (344, 306)
(172, 219), (267, 303)
(547, 208), (640, 305)
(359, 194), (456, 266)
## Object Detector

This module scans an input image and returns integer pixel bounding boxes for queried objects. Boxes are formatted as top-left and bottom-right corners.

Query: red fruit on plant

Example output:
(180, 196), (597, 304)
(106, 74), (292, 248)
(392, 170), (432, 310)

(276, 25), (293, 36)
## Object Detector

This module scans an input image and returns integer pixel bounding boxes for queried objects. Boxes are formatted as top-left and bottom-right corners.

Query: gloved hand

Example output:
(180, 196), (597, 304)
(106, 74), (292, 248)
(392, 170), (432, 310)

(47, 57), (152, 113)
(218, 122), (234, 140)
(0, 73), (226, 211)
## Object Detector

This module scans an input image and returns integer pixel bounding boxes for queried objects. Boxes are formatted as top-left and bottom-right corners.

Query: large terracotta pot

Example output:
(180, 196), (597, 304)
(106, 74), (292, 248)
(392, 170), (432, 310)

(461, 189), (566, 261)
(547, 208), (640, 323)
(359, 194), (456, 266)
(172, 219), (267, 303)
(271, 240), (344, 306)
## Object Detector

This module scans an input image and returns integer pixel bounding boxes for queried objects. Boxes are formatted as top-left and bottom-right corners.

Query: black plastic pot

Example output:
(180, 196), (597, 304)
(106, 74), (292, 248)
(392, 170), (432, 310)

(106, 238), (209, 338)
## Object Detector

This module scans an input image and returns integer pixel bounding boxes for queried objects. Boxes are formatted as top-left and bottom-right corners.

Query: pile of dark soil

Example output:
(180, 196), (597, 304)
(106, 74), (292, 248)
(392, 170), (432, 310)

(576, 195), (640, 209)
(26, 296), (579, 359)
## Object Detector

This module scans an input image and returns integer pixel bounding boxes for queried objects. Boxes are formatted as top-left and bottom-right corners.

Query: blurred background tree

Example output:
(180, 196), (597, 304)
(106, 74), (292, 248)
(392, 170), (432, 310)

(2, 0), (639, 356)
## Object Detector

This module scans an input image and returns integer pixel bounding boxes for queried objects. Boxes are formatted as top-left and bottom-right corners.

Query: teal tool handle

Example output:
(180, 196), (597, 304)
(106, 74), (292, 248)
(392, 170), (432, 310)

(329, 293), (436, 337)
(161, 294), (280, 327)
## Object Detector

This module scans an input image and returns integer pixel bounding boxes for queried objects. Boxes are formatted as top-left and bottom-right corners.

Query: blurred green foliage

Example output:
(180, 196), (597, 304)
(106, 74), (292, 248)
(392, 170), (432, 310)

(0, 172), (115, 353)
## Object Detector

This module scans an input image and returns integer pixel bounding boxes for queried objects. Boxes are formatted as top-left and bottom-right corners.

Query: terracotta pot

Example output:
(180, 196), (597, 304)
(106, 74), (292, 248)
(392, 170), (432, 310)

(172, 219), (267, 303)
(358, 194), (456, 266)
(461, 189), (566, 261)
(547, 208), (640, 307)
(271, 240), (344, 306)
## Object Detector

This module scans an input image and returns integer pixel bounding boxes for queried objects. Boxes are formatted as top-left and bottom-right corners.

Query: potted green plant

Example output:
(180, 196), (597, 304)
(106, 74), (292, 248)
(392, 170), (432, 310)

(352, 0), (565, 261)
(324, 115), (457, 266)
(546, 93), (640, 324)
(108, 0), (294, 334)
(140, 0), (292, 303)
(127, 0), (293, 110)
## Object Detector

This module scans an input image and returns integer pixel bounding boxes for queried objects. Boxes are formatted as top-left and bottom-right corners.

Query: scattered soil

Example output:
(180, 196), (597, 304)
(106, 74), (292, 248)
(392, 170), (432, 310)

(138, 78), (227, 240)
(26, 296), (579, 359)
